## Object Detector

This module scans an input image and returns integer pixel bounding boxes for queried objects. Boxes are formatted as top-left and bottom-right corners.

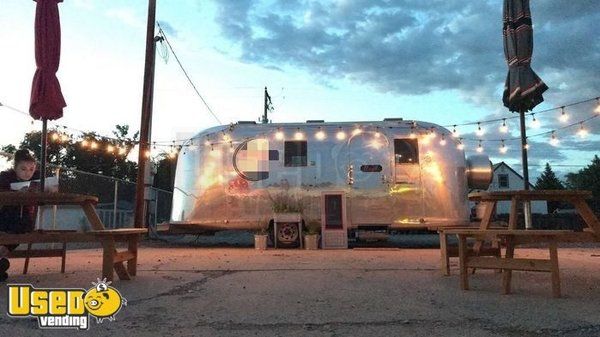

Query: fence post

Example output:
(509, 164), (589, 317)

(113, 180), (119, 228)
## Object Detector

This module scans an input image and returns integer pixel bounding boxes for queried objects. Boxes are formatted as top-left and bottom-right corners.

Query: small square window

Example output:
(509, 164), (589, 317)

(284, 141), (307, 167)
(498, 174), (509, 188)
(394, 139), (419, 164)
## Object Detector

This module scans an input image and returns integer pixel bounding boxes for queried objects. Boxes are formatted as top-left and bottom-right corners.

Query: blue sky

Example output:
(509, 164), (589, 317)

(0, 0), (599, 179)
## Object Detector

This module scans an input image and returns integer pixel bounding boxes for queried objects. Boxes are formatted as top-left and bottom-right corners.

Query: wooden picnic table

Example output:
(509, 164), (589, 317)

(443, 190), (600, 297)
(0, 192), (146, 281)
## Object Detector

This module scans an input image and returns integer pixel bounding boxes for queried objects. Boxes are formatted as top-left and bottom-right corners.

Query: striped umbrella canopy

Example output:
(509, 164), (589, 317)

(502, 0), (548, 112)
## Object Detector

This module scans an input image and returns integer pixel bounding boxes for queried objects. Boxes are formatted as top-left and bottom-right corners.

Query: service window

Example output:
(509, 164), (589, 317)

(394, 139), (419, 164)
(284, 141), (307, 167)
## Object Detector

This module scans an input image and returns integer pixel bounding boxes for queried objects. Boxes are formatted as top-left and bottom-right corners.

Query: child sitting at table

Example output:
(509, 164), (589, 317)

(0, 149), (40, 281)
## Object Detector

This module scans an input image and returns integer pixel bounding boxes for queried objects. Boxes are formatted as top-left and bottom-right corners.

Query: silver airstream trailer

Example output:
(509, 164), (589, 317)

(170, 119), (492, 247)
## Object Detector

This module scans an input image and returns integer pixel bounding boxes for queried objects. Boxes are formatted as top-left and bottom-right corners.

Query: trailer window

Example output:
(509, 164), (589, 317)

(394, 139), (418, 164)
(284, 141), (307, 167)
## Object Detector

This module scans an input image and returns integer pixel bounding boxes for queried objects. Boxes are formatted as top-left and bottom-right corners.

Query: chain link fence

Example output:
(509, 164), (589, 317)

(38, 165), (172, 233)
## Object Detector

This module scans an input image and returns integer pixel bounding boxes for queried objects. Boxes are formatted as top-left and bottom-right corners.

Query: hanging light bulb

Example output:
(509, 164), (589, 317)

(222, 133), (231, 142)
(499, 140), (507, 154)
(524, 140), (530, 150)
(106, 145), (115, 153)
(51, 133), (59, 141)
(476, 140), (484, 153)
(531, 113), (541, 128)
(315, 127), (326, 140)
(374, 127), (381, 138)
(577, 122), (589, 138)
(559, 106), (569, 122)
(81, 140), (89, 148)
(294, 128), (304, 140)
(475, 122), (485, 136)
(145, 149), (151, 158)
(409, 126), (417, 139)
(275, 128), (285, 140)
(457, 139), (465, 150)
(229, 142), (235, 153)
(439, 134), (446, 146)
(118, 147), (127, 155)
(595, 98), (600, 114)
(352, 126), (362, 136)
(550, 131), (559, 146)
(429, 127), (436, 139)
(336, 127), (346, 140)
(452, 125), (460, 138)
(90, 141), (98, 149)
(499, 119), (508, 133)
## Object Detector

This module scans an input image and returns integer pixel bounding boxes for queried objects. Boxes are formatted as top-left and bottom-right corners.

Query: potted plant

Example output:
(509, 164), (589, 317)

(304, 219), (321, 250)
(254, 219), (268, 250)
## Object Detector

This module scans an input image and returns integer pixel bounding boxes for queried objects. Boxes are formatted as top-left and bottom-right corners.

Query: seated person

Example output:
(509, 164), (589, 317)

(0, 149), (40, 281)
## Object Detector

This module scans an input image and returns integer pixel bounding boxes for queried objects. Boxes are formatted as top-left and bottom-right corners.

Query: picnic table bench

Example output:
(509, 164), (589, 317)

(0, 192), (147, 281)
(441, 190), (600, 297)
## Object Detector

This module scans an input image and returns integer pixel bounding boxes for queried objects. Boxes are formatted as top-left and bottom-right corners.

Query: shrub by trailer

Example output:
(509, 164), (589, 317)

(170, 119), (492, 246)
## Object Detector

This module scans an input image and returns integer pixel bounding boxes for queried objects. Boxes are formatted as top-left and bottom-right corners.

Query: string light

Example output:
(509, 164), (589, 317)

(439, 134), (446, 146)
(118, 147), (127, 155)
(336, 127), (347, 140)
(90, 141), (98, 150)
(499, 119), (508, 133)
(559, 107), (569, 122)
(374, 127), (381, 138)
(577, 122), (588, 138)
(550, 131), (559, 146)
(106, 145), (115, 153)
(452, 125), (459, 138)
(144, 149), (151, 158)
(81, 140), (89, 148)
(352, 126), (362, 136)
(409, 126), (417, 139)
(499, 140), (507, 154)
(222, 133), (231, 142)
(475, 122), (485, 136)
(457, 139), (465, 150)
(315, 127), (326, 140)
(524, 140), (530, 150)
(294, 128), (304, 140)
(51, 133), (59, 141)
(531, 113), (541, 128)
(275, 128), (284, 140)
(428, 127), (436, 139)
(595, 98), (600, 114)
(476, 140), (484, 153)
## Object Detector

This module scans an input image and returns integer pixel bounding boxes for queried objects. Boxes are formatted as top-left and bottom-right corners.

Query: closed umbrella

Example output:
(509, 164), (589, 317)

(29, 0), (66, 191)
(502, 0), (547, 188)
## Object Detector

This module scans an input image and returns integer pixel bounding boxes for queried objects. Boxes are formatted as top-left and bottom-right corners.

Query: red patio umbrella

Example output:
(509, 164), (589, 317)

(29, 0), (66, 191)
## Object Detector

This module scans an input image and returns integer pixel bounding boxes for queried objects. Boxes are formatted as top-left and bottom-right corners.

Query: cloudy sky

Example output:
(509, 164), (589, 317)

(0, 0), (598, 179)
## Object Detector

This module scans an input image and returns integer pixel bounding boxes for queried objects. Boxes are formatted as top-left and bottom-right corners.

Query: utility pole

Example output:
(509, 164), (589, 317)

(134, 0), (157, 231)
(262, 87), (272, 124)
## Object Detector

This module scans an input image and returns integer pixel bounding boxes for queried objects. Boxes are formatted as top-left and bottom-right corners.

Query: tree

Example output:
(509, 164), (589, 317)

(566, 155), (600, 212)
(535, 163), (565, 213)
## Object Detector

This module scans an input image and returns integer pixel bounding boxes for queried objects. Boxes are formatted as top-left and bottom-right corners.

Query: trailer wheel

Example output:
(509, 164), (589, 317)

(276, 222), (300, 247)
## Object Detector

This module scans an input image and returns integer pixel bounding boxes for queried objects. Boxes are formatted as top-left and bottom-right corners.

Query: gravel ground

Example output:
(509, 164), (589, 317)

(0, 237), (599, 337)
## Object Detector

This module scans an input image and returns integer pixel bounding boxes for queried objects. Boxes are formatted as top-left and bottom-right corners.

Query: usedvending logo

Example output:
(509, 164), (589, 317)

(6, 278), (127, 330)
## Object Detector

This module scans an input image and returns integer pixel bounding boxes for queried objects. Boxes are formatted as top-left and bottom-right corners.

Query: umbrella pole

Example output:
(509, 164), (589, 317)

(40, 118), (47, 193)
(519, 110), (533, 229)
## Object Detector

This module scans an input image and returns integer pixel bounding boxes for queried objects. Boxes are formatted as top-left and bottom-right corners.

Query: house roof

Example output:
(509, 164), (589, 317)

(493, 161), (536, 189)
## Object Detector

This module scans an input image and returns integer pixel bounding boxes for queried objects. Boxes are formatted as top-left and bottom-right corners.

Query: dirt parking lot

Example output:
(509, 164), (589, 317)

(1, 240), (599, 336)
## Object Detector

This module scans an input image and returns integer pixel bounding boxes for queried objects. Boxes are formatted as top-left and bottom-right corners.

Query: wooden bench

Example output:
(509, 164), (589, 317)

(0, 228), (146, 280)
(437, 226), (503, 276)
(445, 229), (599, 298)
(0, 192), (147, 281)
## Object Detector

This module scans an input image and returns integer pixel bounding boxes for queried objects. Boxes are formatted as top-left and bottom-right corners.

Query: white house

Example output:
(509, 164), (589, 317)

(470, 162), (547, 215)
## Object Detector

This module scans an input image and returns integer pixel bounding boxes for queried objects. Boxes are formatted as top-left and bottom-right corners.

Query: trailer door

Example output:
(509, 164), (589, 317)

(347, 133), (390, 190)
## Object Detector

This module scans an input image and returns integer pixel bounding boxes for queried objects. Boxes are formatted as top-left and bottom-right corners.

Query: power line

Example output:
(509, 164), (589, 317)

(156, 22), (222, 124)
